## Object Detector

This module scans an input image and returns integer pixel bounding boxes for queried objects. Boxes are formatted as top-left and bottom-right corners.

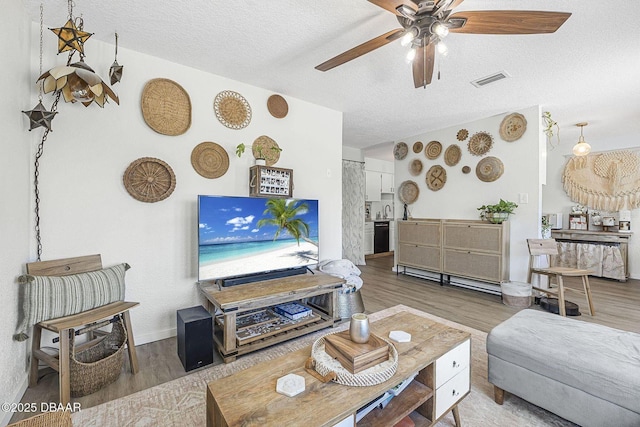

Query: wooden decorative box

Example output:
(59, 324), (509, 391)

(324, 331), (389, 374)
(249, 165), (293, 198)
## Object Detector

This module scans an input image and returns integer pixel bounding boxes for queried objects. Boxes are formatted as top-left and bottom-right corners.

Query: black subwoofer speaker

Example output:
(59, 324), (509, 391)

(177, 305), (213, 371)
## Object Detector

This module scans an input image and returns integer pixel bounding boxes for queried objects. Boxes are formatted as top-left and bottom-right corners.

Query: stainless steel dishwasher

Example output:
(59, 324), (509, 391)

(374, 221), (390, 253)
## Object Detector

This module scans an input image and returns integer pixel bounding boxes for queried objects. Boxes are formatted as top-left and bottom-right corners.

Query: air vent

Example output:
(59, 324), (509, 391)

(471, 71), (511, 88)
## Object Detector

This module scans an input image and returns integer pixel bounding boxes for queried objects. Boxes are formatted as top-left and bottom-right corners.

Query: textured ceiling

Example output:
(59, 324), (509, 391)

(24, 1), (640, 161)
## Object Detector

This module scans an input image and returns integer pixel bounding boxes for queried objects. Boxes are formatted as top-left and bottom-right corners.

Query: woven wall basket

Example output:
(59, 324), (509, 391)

(252, 135), (281, 166)
(267, 94), (288, 118)
(191, 142), (229, 179)
(141, 78), (191, 136)
(123, 157), (176, 203)
(214, 90), (252, 129)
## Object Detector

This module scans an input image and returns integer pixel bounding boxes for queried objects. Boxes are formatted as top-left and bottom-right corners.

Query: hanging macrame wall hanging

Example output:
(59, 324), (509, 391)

(562, 149), (640, 211)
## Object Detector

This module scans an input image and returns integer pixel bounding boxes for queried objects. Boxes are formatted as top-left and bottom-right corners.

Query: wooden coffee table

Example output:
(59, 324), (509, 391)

(206, 310), (471, 427)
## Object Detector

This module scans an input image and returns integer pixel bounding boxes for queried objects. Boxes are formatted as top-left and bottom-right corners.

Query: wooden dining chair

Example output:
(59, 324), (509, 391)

(527, 238), (595, 317)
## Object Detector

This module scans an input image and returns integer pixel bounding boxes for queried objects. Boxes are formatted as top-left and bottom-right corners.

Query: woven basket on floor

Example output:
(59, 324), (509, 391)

(7, 410), (72, 427)
(69, 319), (127, 397)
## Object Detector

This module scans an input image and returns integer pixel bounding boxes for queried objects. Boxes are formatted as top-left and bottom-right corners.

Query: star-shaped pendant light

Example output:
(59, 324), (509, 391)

(22, 100), (58, 131)
(49, 18), (93, 55)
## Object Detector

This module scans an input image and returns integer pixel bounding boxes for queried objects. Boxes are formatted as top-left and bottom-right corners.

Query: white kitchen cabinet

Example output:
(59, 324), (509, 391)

(365, 171), (381, 202)
(364, 222), (374, 255)
(381, 172), (394, 194)
(389, 220), (396, 252)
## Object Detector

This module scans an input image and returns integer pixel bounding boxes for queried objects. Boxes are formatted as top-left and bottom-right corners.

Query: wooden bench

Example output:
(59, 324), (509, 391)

(26, 255), (139, 405)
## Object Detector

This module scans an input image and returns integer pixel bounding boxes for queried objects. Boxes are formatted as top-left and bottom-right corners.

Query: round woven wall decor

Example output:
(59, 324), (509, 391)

(123, 157), (176, 203)
(252, 135), (281, 166)
(399, 180), (419, 204)
(425, 141), (442, 160)
(191, 142), (229, 179)
(462, 165), (471, 174)
(499, 113), (527, 142)
(444, 144), (462, 166)
(394, 142), (408, 160)
(267, 94), (288, 118)
(214, 90), (252, 129)
(476, 156), (504, 182)
(457, 129), (469, 141)
(426, 165), (447, 191)
(141, 78), (191, 136)
(410, 159), (423, 176)
(412, 141), (423, 153)
(468, 131), (494, 156)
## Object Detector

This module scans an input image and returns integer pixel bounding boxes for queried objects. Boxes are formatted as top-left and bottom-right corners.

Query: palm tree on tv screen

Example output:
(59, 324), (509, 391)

(257, 199), (317, 246)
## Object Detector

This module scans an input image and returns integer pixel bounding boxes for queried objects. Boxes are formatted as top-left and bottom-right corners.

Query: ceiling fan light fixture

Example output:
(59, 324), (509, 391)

(400, 28), (418, 47)
(437, 41), (448, 56)
(406, 48), (417, 62)
(572, 122), (591, 156)
(431, 21), (449, 38)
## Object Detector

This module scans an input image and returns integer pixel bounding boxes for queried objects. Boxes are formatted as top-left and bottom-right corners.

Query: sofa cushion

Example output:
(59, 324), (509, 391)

(487, 309), (640, 414)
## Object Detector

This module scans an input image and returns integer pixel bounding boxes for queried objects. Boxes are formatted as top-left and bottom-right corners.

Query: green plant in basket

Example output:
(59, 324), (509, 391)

(477, 199), (518, 224)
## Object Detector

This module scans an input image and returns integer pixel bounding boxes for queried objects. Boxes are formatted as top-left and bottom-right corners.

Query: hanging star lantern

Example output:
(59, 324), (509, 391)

(109, 60), (123, 85)
(109, 32), (124, 85)
(22, 100), (58, 131)
(49, 19), (93, 55)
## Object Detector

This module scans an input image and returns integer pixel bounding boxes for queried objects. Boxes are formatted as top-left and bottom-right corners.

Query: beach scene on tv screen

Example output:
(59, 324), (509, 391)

(198, 196), (319, 282)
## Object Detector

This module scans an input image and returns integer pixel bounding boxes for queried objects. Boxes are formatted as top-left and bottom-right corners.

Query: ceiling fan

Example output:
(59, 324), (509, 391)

(315, 0), (571, 88)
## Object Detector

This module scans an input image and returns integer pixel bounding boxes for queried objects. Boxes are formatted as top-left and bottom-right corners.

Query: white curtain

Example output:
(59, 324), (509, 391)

(552, 242), (625, 280)
(342, 160), (365, 265)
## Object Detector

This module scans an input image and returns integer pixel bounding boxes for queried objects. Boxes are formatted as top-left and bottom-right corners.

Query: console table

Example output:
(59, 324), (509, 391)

(206, 311), (471, 427)
(199, 272), (344, 363)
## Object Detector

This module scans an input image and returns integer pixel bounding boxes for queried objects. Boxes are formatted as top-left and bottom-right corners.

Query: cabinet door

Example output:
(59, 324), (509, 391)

(398, 221), (440, 246)
(443, 249), (502, 282)
(389, 221), (395, 252)
(397, 244), (441, 271)
(381, 172), (394, 193)
(443, 223), (502, 253)
(365, 171), (381, 202)
(364, 223), (374, 255)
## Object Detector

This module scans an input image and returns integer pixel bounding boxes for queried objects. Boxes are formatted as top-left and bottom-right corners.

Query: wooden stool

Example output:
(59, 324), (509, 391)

(25, 255), (139, 405)
(527, 238), (595, 317)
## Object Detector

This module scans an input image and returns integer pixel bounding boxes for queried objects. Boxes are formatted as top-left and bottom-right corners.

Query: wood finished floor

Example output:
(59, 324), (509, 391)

(12, 254), (640, 423)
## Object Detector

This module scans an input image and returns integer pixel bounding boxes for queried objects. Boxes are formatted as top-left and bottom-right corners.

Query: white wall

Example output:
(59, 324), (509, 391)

(1, 17), (343, 414)
(393, 106), (543, 283)
(1, 3), (32, 424)
(27, 29), (343, 345)
(543, 137), (640, 279)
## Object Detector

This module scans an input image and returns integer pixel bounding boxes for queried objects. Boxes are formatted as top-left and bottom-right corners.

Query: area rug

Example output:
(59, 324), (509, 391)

(71, 305), (576, 426)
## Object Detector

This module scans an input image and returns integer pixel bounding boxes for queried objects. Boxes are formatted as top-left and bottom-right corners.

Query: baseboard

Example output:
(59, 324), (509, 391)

(134, 327), (176, 346)
(1, 376), (28, 427)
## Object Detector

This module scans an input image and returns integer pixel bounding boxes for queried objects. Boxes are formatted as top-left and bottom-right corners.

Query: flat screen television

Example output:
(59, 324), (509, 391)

(198, 195), (319, 285)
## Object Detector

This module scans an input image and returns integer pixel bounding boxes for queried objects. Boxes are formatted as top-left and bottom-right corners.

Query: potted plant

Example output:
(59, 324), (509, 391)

(541, 216), (552, 238)
(477, 199), (518, 224)
(235, 143), (282, 166)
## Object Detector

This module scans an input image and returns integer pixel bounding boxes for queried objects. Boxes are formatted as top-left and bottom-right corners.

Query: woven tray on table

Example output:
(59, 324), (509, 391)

(308, 331), (398, 387)
(69, 319), (127, 397)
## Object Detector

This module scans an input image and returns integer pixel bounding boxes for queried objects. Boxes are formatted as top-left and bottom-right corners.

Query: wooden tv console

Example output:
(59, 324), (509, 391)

(199, 272), (344, 363)
(206, 310), (471, 427)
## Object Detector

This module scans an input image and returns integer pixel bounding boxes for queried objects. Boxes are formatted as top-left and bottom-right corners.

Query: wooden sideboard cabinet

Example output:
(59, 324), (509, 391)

(397, 219), (510, 285)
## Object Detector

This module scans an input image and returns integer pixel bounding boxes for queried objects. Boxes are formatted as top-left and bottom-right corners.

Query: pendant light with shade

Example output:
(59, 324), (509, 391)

(572, 122), (591, 156)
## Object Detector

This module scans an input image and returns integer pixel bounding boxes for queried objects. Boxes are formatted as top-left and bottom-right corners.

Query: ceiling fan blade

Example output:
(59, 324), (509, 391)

(412, 42), (435, 88)
(448, 11), (571, 34)
(368, 0), (417, 16)
(315, 28), (405, 72)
